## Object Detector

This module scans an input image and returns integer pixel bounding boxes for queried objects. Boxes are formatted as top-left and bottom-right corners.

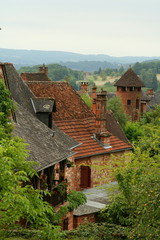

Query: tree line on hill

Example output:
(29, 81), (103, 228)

(18, 60), (160, 92)
(94, 61), (160, 91)
(18, 64), (85, 90)
(132, 61), (160, 91)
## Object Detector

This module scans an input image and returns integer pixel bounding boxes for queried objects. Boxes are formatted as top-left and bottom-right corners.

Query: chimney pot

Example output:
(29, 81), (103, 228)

(81, 82), (89, 92)
(95, 90), (107, 133)
(39, 64), (48, 76)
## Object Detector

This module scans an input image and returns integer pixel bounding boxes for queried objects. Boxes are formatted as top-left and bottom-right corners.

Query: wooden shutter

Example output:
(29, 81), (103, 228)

(80, 166), (91, 188)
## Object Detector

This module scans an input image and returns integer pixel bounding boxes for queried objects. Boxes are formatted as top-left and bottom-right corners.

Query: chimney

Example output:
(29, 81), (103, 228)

(81, 82), (89, 92)
(92, 83), (97, 115)
(96, 131), (112, 149)
(66, 76), (69, 84)
(95, 89), (107, 133)
(20, 73), (27, 81)
(39, 64), (48, 76)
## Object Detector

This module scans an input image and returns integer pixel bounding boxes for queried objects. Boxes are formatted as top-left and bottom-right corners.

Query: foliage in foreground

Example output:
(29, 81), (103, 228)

(0, 80), (62, 239)
(99, 107), (160, 239)
(125, 104), (160, 143)
(61, 222), (128, 240)
(63, 114), (160, 239)
(0, 80), (86, 240)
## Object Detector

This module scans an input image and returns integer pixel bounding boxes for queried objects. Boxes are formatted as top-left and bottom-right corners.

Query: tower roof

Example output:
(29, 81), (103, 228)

(114, 68), (145, 87)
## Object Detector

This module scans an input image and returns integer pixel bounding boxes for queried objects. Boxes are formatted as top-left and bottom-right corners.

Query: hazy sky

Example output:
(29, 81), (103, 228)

(1, 0), (160, 56)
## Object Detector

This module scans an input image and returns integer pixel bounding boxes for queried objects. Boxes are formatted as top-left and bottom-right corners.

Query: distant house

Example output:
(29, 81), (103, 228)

(21, 65), (132, 193)
(0, 63), (78, 230)
(114, 68), (160, 120)
(142, 88), (160, 111)
(114, 67), (145, 121)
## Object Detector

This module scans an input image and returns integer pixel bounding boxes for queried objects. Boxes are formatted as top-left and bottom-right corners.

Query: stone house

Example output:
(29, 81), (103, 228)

(0, 62), (79, 230)
(142, 88), (160, 111)
(21, 65), (132, 193)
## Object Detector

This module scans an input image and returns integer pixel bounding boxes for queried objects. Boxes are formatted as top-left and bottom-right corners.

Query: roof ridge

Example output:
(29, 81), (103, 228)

(114, 68), (145, 87)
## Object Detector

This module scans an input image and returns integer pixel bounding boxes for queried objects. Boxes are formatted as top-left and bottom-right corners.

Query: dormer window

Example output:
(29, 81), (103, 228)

(31, 98), (55, 128)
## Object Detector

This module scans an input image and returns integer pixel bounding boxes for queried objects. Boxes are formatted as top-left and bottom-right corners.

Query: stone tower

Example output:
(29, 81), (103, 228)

(114, 68), (145, 121)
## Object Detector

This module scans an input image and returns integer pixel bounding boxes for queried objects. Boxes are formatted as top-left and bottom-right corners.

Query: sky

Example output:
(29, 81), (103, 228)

(1, 0), (160, 57)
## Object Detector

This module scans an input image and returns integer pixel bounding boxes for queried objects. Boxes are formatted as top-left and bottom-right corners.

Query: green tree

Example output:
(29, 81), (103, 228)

(18, 64), (84, 90)
(0, 80), (62, 239)
(132, 62), (141, 75)
(124, 105), (160, 143)
(104, 144), (160, 239)
(81, 93), (92, 108)
(118, 66), (124, 74)
(0, 80), (86, 239)
(0, 80), (14, 138)
(100, 107), (160, 239)
(124, 121), (144, 143)
(107, 96), (128, 129)
(151, 74), (158, 91)
(140, 104), (160, 125)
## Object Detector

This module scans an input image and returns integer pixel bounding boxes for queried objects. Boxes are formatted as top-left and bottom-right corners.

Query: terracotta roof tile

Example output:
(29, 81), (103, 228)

(55, 119), (132, 159)
(114, 68), (145, 87)
(26, 81), (94, 121)
(25, 79), (132, 159)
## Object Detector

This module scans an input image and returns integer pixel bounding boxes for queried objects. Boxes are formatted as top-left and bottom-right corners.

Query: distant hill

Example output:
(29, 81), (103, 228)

(1, 48), (160, 71)
(61, 61), (119, 72)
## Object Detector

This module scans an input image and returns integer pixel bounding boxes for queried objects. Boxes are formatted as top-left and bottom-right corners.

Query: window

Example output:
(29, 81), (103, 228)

(136, 99), (139, 109)
(129, 87), (133, 91)
(127, 99), (131, 105)
(63, 218), (69, 230)
(121, 87), (126, 91)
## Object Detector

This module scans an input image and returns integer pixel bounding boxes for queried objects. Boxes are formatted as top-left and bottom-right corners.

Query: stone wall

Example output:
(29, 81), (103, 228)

(73, 213), (97, 229)
(66, 150), (130, 191)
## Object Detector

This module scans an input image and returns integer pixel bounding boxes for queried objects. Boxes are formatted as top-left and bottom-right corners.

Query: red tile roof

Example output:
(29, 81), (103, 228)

(55, 119), (132, 159)
(26, 81), (94, 121)
(25, 80), (132, 159)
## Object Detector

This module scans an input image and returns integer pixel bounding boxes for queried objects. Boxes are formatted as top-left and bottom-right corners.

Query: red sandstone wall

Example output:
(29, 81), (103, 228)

(62, 211), (74, 230)
(66, 151), (130, 192)
(116, 87), (142, 121)
(73, 213), (96, 229)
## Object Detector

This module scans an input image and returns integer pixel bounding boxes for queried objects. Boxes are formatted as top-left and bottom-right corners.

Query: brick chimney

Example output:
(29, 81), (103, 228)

(95, 90), (107, 133)
(81, 82), (89, 92)
(91, 83), (97, 115)
(97, 131), (112, 147)
(94, 90), (111, 148)
(39, 64), (48, 76)
(20, 73), (27, 81)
